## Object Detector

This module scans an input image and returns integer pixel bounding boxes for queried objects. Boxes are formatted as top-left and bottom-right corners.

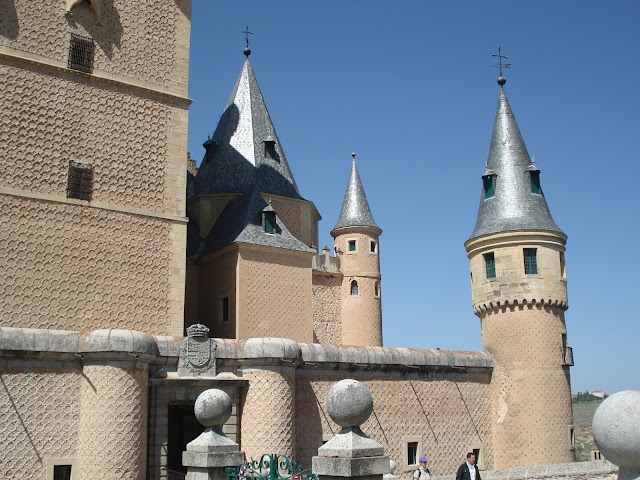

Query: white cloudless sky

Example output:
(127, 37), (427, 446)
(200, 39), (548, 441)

(186, 1), (640, 394)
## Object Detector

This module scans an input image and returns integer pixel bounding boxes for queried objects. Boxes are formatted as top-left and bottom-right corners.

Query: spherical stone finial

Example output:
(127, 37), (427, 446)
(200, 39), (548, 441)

(244, 47), (251, 57)
(592, 390), (640, 471)
(327, 379), (373, 427)
(497, 76), (506, 86)
(194, 389), (232, 428)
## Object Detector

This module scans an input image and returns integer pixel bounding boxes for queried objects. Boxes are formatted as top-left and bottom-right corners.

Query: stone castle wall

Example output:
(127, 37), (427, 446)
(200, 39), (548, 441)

(311, 273), (342, 344)
(0, 365), (81, 480)
(237, 248), (313, 342)
(0, 0), (191, 336)
(198, 249), (238, 338)
(295, 372), (492, 475)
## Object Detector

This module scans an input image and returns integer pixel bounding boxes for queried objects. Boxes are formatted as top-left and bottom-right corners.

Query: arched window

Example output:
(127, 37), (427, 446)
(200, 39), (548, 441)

(350, 280), (359, 296)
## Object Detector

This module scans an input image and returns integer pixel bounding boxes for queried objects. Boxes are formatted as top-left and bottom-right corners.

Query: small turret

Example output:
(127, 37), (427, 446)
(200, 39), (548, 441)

(331, 153), (382, 347)
(465, 75), (574, 468)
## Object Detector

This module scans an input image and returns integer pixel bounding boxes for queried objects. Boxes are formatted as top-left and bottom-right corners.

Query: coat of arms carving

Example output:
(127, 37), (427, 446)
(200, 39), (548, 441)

(178, 324), (217, 377)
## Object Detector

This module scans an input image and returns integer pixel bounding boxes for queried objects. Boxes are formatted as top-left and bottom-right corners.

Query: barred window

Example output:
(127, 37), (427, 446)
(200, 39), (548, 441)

(68, 33), (94, 73)
(67, 160), (93, 201)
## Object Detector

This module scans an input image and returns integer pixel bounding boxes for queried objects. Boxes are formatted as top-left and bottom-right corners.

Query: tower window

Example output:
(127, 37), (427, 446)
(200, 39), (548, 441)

(68, 33), (94, 73)
(530, 171), (542, 194)
(350, 280), (358, 296)
(66, 160), (93, 201)
(348, 239), (356, 252)
(221, 297), (229, 323)
(370, 240), (377, 253)
(560, 252), (566, 278)
(484, 252), (496, 279)
(264, 140), (276, 160)
(524, 248), (538, 275)
(374, 281), (380, 297)
(264, 211), (276, 234)
(483, 175), (495, 199)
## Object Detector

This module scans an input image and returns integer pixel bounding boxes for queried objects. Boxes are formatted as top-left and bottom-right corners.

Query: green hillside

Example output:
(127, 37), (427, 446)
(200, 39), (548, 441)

(573, 399), (604, 461)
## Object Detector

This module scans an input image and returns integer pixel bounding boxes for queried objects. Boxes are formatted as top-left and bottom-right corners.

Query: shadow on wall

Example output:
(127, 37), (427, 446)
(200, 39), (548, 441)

(0, 0), (19, 39)
(66, 0), (122, 59)
(175, 0), (191, 18)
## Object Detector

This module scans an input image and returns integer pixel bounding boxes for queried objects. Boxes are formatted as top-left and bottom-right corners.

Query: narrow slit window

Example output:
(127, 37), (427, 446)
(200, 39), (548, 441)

(68, 33), (94, 73)
(560, 252), (566, 278)
(66, 160), (93, 201)
(530, 171), (542, 194)
(350, 280), (358, 296)
(374, 281), (380, 297)
(221, 297), (229, 323)
(370, 240), (377, 253)
(484, 252), (496, 279)
(524, 248), (538, 275)
(407, 441), (418, 466)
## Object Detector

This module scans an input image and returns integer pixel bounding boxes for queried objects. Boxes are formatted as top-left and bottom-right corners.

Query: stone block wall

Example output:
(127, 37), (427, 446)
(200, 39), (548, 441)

(312, 273), (342, 344)
(0, 0), (192, 336)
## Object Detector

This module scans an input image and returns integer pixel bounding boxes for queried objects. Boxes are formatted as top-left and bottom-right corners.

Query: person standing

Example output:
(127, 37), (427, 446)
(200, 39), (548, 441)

(413, 456), (430, 480)
(456, 453), (480, 480)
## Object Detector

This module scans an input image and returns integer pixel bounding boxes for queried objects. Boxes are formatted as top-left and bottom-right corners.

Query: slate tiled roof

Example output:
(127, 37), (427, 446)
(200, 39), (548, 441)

(468, 87), (564, 241)
(190, 188), (315, 260)
(332, 157), (380, 233)
(192, 58), (302, 200)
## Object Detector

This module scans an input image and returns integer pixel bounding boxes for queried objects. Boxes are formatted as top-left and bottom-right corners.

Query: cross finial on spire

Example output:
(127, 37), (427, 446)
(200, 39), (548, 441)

(241, 26), (254, 57)
(491, 46), (511, 86)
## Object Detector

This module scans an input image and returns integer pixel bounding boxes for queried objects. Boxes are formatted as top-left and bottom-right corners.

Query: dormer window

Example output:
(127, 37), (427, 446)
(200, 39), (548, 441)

(482, 170), (496, 199)
(264, 138), (276, 160)
(264, 211), (276, 234)
(202, 138), (218, 164)
(530, 170), (542, 195)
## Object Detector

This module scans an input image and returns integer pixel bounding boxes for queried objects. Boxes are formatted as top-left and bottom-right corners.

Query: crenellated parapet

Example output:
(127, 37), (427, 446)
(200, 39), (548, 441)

(473, 296), (568, 316)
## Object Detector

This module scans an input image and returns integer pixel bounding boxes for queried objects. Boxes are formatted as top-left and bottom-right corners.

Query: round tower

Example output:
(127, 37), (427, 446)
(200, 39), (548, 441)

(331, 153), (382, 347)
(465, 76), (574, 468)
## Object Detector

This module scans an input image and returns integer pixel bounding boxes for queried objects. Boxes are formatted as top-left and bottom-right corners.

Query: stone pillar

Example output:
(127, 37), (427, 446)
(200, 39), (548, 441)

(182, 389), (245, 480)
(77, 329), (157, 480)
(592, 390), (640, 480)
(313, 379), (389, 480)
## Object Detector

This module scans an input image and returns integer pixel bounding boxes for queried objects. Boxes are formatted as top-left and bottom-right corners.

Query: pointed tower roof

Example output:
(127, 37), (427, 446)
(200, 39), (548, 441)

(332, 154), (381, 234)
(192, 55), (302, 199)
(468, 82), (564, 242)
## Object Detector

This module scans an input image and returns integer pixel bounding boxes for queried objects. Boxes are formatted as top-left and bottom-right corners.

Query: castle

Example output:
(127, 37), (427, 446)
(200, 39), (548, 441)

(0, 2), (574, 479)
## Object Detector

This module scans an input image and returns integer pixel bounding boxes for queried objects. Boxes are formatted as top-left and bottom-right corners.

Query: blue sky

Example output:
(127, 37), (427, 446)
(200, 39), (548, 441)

(186, 1), (640, 394)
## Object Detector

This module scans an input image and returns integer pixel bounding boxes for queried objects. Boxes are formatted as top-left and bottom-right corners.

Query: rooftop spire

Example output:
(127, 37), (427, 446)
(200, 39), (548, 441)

(467, 84), (564, 241)
(332, 153), (381, 234)
(192, 55), (302, 200)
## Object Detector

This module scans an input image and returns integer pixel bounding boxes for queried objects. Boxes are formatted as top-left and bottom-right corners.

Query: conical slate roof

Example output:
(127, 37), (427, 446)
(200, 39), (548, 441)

(468, 87), (564, 241)
(192, 58), (302, 199)
(332, 157), (380, 233)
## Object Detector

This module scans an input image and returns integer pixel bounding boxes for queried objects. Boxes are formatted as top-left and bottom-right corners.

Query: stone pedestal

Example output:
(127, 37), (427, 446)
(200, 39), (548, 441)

(312, 379), (389, 480)
(183, 389), (245, 480)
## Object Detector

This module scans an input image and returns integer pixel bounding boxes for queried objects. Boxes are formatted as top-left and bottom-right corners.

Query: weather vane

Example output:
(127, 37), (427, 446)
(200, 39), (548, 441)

(491, 46), (511, 86)
(241, 26), (254, 56)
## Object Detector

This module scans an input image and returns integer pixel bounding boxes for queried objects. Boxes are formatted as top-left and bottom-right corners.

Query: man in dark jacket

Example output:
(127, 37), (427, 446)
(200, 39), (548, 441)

(456, 453), (480, 480)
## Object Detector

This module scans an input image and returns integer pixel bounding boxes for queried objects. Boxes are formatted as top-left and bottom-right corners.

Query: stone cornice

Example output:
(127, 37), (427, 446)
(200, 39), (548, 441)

(465, 230), (566, 258)
(0, 45), (192, 106)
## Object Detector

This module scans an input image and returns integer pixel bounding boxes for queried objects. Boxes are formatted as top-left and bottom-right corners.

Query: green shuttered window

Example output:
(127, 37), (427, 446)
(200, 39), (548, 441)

(484, 252), (496, 279)
(524, 248), (538, 275)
